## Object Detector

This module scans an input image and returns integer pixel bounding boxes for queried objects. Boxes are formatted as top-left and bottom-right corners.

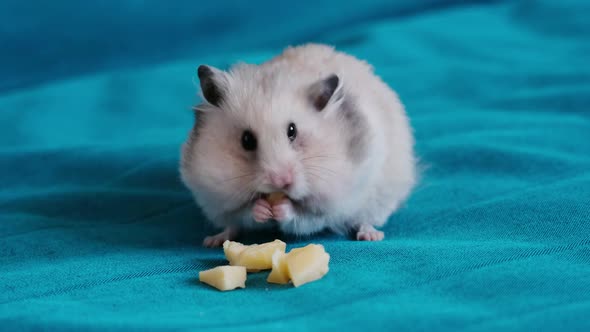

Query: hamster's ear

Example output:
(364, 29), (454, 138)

(308, 74), (343, 111)
(197, 65), (227, 107)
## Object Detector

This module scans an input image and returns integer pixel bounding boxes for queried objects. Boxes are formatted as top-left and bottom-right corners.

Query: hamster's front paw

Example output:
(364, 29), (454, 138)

(271, 198), (295, 222)
(253, 199), (273, 223)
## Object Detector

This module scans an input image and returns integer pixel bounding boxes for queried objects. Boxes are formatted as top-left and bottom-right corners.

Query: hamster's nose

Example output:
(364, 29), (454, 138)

(269, 169), (293, 190)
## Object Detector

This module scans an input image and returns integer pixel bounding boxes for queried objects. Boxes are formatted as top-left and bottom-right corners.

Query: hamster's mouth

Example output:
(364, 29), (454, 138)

(255, 192), (301, 205)
(260, 192), (292, 201)
(250, 192), (323, 216)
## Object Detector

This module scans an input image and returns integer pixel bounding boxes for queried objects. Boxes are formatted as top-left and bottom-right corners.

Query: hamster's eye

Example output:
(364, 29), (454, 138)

(287, 123), (297, 142)
(241, 130), (257, 151)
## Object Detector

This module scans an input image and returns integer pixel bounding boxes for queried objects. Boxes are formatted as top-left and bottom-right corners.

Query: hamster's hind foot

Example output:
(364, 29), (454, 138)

(356, 224), (385, 241)
(203, 226), (239, 247)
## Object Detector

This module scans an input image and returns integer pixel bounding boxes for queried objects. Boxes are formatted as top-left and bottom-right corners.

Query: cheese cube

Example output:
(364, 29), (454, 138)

(199, 266), (247, 291)
(267, 192), (286, 205)
(267, 251), (290, 284)
(285, 244), (330, 287)
(223, 239), (287, 271)
(223, 240), (247, 266)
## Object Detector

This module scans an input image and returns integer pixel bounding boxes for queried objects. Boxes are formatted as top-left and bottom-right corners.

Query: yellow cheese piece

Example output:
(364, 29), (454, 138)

(223, 240), (247, 266)
(215, 240), (330, 289)
(223, 239), (287, 271)
(285, 244), (330, 287)
(199, 266), (247, 291)
(267, 251), (290, 284)
(267, 192), (286, 205)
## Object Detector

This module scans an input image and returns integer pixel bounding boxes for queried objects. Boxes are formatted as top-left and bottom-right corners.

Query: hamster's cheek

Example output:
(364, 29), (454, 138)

(195, 141), (257, 196)
(288, 172), (309, 201)
(309, 167), (355, 203)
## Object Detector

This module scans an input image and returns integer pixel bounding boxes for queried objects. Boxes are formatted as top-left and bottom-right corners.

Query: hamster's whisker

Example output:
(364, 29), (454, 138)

(230, 183), (256, 207)
(306, 169), (336, 180)
(225, 177), (254, 200)
(305, 165), (338, 178)
(217, 173), (256, 185)
(305, 170), (330, 185)
(303, 164), (340, 176)
(246, 187), (259, 204)
(301, 154), (342, 162)
(241, 178), (261, 204)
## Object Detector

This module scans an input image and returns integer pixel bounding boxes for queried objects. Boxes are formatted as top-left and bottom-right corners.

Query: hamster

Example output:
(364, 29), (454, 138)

(180, 44), (417, 247)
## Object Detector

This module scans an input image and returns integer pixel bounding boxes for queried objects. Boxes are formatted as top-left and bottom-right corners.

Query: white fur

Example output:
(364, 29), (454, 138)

(180, 43), (416, 237)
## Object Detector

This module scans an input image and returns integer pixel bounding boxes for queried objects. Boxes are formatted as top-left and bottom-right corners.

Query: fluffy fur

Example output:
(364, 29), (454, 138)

(180, 44), (416, 244)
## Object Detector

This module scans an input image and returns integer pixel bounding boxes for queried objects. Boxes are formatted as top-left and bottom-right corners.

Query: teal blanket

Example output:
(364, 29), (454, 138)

(1, 1), (589, 331)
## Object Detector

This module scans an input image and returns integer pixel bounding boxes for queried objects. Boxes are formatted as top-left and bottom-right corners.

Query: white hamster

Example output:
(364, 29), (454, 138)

(180, 44), (417, 247)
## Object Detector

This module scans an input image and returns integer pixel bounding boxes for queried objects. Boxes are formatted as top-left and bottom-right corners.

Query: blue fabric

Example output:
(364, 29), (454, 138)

(1, 1), (590, 331)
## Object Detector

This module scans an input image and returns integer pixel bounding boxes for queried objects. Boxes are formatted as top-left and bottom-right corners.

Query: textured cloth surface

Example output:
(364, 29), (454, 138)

(1, 1), (590, 331)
